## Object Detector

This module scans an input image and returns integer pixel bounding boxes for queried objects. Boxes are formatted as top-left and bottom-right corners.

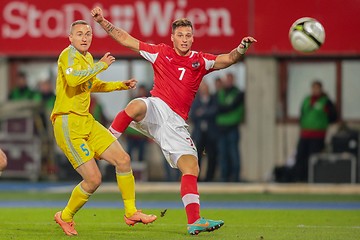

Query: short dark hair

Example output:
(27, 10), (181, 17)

(312, 80), (323, 88)
(70, 20), (90, 33)
(172, 18), (193, 33)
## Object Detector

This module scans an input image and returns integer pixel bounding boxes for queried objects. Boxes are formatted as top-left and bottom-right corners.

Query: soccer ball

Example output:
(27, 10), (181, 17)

(289, 17), (325, 53)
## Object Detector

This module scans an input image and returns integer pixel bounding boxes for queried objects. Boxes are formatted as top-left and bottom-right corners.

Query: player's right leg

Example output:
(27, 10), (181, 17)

(55, 159), (101, 236)
(52, 114), (100, 236)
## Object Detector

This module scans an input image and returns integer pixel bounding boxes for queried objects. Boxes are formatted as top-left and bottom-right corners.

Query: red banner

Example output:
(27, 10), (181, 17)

(0, 0), (359, 57)
(252, 0), (360, 56)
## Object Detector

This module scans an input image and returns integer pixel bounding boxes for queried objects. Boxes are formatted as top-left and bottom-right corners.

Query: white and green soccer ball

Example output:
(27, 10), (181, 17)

(289, 17), (325, 53)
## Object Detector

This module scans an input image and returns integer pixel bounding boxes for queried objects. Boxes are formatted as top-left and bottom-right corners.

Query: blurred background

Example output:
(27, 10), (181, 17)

(0, 0), (359, 184)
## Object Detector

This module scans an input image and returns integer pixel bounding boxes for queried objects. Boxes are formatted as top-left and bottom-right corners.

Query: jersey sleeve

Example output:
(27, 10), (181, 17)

(202, 53), (218, 73)
(91, 78), (129, 92)
(139, 42), (162, 64)
(61, 50), (108, 87)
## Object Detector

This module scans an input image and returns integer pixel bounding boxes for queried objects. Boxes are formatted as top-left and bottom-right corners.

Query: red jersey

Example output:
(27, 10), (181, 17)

(139, 42), (217, 120)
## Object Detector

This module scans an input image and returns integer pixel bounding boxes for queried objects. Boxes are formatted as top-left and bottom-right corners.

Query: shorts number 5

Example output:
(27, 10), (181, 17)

(80, 143), (90, 156)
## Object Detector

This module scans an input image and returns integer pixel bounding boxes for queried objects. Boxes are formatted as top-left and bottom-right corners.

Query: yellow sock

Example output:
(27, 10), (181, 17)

(61, 183), (91, 222)
(116, 170), (137, 217)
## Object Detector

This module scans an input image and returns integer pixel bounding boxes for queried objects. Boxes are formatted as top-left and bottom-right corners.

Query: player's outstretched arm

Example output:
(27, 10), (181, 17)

(92, 78), (137, 92)
(213, 36), (257, 70)
(91, 7), (140, 52)
(122, 79), (137, 89)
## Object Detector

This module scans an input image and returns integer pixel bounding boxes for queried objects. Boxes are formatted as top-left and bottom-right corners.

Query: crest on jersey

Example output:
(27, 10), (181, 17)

(192, 61), (200, 69)
(66, 67), (73, 75)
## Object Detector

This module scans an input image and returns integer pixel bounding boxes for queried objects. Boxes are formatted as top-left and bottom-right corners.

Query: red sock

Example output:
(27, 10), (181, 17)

(181, 174), (200, 224)
(109, 110), (133, 138)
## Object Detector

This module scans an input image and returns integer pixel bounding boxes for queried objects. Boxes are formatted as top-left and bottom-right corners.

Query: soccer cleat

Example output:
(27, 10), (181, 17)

(54, 211), (78, 236)
(124, 210), (157, 226)
(187, 217), (224, 235)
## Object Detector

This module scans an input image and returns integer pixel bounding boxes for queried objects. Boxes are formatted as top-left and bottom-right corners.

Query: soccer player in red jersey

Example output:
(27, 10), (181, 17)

(92, 6), (256, 235)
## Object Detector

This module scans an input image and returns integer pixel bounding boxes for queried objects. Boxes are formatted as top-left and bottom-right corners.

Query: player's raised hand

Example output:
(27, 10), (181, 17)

(237, 36), (257, 54)
(91, 7), (104, 23)
(123, 79), (137, 89)
(100, 52), (115, 66)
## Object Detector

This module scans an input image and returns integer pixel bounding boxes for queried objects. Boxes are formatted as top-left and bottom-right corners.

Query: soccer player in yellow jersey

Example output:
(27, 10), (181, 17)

(51, 20), (157, 236)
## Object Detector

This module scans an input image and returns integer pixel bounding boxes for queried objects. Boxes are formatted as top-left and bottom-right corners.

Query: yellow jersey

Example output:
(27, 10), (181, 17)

(51, 45), (127, 122)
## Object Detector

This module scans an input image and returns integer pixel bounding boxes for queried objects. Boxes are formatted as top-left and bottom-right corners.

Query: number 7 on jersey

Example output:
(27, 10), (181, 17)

(178, 67), (186, 81)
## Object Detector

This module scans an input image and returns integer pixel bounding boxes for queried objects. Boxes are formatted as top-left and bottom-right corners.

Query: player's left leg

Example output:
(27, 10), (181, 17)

(99, 136), (157, 225)
(177, 155), (224, 235)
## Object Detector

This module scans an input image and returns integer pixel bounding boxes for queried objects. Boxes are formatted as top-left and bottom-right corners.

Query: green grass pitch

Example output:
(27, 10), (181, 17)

(0, 192), (359, 240)
(0, 208), (359, 240)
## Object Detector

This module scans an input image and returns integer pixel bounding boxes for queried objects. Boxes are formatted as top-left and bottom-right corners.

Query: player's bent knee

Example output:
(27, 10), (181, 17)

(114, 152), (131, 167)
(81, 169), (102, 191)
(177, 155), (200, 176)
(86, 174), (102, 191)
(106, 145), (131, 167)
(125, 99), (147, 121)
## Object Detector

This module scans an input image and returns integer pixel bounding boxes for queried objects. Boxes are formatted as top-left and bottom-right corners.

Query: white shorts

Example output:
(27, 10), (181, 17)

(129, 97), (197, 168)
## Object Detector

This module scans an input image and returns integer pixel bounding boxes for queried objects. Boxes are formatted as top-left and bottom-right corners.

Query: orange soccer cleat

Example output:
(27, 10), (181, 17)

(54, 211), (78, 236)
(124, 210), (157, 226)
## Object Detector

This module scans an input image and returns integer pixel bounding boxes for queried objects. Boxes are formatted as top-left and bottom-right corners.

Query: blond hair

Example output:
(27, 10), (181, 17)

(69, 20), (91, 33)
